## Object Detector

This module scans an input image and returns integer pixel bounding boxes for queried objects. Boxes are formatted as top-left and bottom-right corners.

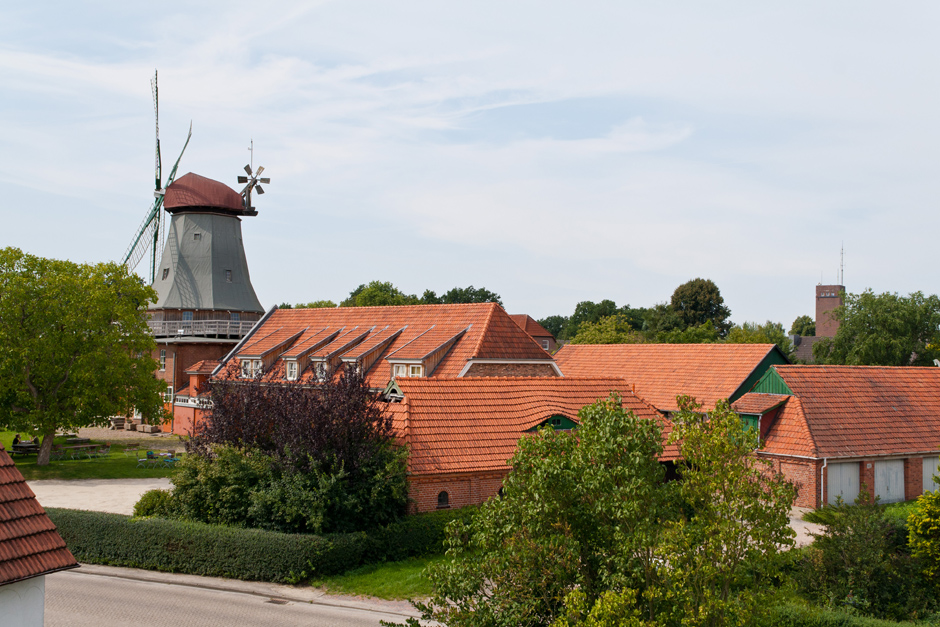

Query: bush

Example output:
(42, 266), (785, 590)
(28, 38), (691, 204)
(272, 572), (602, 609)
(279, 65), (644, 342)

(133, 489), (173, 518)
(48, 505), (474, 583)
(763, 602), (936, 627)
(908, 487), (940, 581)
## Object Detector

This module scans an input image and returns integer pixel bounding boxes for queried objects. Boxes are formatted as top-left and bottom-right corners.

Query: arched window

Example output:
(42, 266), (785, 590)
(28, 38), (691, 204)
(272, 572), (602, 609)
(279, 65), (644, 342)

(437, 491), (450, 509)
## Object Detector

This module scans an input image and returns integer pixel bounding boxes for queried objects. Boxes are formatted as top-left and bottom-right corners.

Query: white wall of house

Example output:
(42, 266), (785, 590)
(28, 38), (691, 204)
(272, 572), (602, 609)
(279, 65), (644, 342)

(0, 576), (44, 626)
(925, 456), (940, 494)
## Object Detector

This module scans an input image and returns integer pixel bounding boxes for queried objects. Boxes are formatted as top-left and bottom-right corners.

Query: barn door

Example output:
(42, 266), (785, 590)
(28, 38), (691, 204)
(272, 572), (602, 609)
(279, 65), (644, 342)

(827, 462), (860, 506)
(924, 456), (940, 494)
(874, 460), (905, 503)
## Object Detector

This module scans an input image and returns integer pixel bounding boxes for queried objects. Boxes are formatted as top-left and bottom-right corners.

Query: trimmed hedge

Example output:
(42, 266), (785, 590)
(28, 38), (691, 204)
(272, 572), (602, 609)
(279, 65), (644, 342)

(764, 603), (938, 627)
(47, 505), (474, 584)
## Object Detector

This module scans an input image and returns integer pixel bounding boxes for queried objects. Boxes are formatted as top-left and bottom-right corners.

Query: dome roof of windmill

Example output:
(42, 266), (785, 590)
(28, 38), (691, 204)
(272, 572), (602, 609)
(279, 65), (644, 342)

(164, 173), (245, 214)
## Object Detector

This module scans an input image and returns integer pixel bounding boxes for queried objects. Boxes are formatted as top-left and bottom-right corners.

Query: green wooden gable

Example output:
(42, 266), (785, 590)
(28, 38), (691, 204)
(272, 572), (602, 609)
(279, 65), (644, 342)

(730, 346), (791, 402)
(750, 367), (793, 395)
(527, 414), (578, 432)
(741, 414), (760, 433)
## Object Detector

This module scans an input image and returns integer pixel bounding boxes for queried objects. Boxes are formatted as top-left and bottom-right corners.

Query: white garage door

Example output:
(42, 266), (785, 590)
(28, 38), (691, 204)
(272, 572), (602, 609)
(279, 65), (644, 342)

(875, 460), (905, 503)
(827, 462), (860, 505)
(924, 456), (940, 494)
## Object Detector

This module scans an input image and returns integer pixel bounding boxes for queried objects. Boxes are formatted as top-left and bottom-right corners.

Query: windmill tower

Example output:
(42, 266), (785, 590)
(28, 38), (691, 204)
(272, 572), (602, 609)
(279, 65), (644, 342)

(123, 73), (269, 427)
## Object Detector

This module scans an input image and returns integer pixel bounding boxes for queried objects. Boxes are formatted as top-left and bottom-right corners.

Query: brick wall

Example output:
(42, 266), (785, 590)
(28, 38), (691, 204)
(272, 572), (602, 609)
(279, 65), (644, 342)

(905, 457), (924, 501)
(464, 362), (559, 377)
(153, 343), (234, 394)
(815, 284), (844, 338)
(760, 454), (821, 508)
(860, 460), (876, 502)
(409, 470), (508, 513)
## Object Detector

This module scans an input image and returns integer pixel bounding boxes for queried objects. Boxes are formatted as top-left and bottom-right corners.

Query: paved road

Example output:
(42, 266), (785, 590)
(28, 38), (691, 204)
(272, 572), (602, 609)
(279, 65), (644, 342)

(46, 568), (422, 627)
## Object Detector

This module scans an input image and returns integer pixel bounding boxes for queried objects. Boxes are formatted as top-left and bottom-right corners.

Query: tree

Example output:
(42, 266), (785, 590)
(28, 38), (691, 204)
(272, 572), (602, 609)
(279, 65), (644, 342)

(436, 285), (503, 306)
(570, 314), (645, 345)
(559, 300), (621, 340)
(654, 396), (796, 627)
(0, 248), (165, 465)
(813, 290), (940, 366)
(408, 395), (669, 627)
(340, 281), (420, 307)
(670, 278), (732, 338)
(279, 300), (337, 309)
(654, 321), (719, 344)
(726, 320), (794, 358)
(193, 366), (408, 532)
(789, 314), (815, 337)
(908, 478), (940, 583)
(538, 315), (568, 339)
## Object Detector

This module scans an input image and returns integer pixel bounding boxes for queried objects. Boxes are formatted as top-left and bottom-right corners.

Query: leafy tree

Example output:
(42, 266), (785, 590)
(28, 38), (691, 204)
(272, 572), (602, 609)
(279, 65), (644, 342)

(813, 290), (940, 366)
(538, 315), (568, 339)
(406, 395), (670, 627)
(908, 477), (940, 583)
(654, 321), (720, 344)
(559, 300), (620, 340)
(437, 285), (503, 306)
(340, 281), (420, 307)
(192, 367), (408, 532)
(570, 314), (645, 345)
(653, 396), (796, 627)
(789, 314), (815, 337)
(289, 300), (337, 309)
(640, 303), (686, 340)
(726, 320), (794, 358)
(670, 278), (732, 338)
(0, 247), (164, 465)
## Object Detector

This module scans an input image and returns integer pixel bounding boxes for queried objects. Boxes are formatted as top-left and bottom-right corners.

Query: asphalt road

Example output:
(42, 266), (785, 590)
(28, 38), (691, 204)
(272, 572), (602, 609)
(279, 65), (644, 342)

(45, 569), (420, 627)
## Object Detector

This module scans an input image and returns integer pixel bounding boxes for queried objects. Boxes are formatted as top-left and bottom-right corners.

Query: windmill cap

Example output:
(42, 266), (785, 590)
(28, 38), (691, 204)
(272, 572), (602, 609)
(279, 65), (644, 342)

(164, 173), (248, 214)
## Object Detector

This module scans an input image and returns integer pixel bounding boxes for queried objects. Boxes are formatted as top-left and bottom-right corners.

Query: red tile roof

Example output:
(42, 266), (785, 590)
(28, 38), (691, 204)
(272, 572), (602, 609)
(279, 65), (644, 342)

(390, 377), (675, 477)
(769, 365), (940, 459)
(553, 343), (780, 412)
(732, 393), (789, 415)
(510, 314), (554, 339)
(0, 448), (78, 585)
(759, 395), (817, 458)
(184, 360), (219, 375)
(223, 303), (553, 388)
(385, 327), (467, 360)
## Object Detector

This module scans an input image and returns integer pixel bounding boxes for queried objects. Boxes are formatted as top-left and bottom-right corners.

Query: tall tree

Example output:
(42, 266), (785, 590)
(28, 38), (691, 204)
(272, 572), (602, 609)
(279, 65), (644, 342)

(0, 248), (165, 465)
(561, 300), (620, 339)
(537, 315), (568, 339)
(789, 314), (815, 337)
(570, 314), (645, 345)
(813, 290), (940, 366)
(438, 285), (503, 305)
(726, 320), (794, 358)
(670, 278), (732, 338)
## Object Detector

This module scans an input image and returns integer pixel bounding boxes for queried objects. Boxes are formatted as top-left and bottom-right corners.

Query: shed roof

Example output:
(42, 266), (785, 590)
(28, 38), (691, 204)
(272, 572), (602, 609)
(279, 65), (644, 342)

(389, 376), (675, 477)
(553, 343), (783, 412)
(0, 448), (78, 585)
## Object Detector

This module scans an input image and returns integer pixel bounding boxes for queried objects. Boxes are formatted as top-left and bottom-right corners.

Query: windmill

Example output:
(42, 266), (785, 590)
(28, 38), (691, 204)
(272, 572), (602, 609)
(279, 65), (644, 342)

(237, 140), (270, 212)
(122, 70), (192, 283)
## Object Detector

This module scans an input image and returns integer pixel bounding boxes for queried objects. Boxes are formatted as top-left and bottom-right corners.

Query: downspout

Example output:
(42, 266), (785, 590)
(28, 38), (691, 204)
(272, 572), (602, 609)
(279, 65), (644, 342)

(820, 458), (828, 508)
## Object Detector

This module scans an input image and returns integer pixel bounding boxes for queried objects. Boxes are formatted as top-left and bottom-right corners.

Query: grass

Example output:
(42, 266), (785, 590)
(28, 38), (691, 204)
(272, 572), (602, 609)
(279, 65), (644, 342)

(311, 554), (444, 600)
(1, 430), (181, 480)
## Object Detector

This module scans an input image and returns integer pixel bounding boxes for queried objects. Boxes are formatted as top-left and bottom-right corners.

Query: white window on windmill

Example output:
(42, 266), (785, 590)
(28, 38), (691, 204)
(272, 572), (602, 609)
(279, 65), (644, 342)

(182, 311), (193, 321)
(286, 361), (298, 381)
(225, 269), (233, 283)
(193, 233), (202, 241)
(230, 312), (240, 321)
(162, 268), (169, 280)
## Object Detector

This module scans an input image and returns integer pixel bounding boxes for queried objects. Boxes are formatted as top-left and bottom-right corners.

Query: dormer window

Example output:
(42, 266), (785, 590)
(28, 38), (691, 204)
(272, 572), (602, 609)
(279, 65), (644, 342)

(286, 361), (298, 381)
(393, 364), (408, 379)
(314, 362), (329, 382)
(409, 365), (424, 377)
(240, 359), (262, 378)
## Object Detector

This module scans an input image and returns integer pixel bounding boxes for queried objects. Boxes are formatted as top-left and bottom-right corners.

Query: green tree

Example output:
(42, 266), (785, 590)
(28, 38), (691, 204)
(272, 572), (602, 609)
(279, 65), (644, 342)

(0, 247), (164, 465)
(726, 320), (793, 358)
(560, 300), (620, 340)
(278, 300), (337, 309)
(408, 395), (669, 627)
(670, 278), (732, 338)
(813, 290), (940, 366)
(654, 321), (720, 344)
(437, 285), (503, 305)
(654, 396), (796, 627)
(789, 314), (815, 337)
(340, 281), (420, 307)
(909, 478), (940, 582)
(570, 314), (645, 345)
(538, 315), (568, 339)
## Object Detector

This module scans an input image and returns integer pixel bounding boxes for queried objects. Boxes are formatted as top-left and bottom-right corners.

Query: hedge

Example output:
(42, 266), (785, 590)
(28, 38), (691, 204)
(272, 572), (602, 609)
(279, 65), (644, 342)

(47, 505), (474, 584)
(763, 603), (938, 627)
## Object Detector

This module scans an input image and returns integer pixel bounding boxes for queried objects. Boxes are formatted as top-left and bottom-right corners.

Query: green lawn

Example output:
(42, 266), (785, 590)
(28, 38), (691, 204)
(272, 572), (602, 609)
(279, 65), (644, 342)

(311, 555), (444, 600)
(1, 430), (181, 480)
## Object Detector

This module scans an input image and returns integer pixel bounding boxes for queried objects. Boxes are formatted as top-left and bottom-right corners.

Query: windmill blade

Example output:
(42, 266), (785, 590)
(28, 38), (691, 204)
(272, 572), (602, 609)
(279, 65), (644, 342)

(152, 70), (161, 192)
(255, 166), (264, 176)
(122, 202), (160, 271)
(237, 176), (248, 184)
(259, 178), (270, 184)
(163, 122), (193, 190)
(244, 164), (252, 175)
(256, 185), (264, 195)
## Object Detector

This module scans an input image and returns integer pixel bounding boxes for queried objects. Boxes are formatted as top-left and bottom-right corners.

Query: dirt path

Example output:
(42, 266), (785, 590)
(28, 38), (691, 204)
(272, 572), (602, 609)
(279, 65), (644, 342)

(29, 478), (172, 515)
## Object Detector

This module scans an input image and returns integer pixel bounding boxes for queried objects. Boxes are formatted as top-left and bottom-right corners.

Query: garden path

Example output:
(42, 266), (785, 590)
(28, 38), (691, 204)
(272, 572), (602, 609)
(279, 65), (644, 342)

(28, 478), (171, 515)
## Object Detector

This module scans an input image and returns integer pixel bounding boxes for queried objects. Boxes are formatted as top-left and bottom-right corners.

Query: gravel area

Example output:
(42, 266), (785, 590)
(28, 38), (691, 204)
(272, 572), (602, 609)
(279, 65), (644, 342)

(75, 425), (187, 451)
(29, 478), (172, 515)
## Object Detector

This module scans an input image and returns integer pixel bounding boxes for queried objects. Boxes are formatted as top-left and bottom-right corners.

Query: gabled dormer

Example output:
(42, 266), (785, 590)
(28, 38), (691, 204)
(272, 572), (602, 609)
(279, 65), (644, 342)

(385, 326), (468, 379)
(526, 414), (579, 432)
(308, 326), (371, 382)
(281, 327), (342, 381)
(236, 327), (305, 378)
(341, 326), (406, 377)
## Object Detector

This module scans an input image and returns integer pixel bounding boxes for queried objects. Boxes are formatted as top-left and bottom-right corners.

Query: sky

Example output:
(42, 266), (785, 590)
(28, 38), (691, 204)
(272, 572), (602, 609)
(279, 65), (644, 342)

(2, 2), (939, 327)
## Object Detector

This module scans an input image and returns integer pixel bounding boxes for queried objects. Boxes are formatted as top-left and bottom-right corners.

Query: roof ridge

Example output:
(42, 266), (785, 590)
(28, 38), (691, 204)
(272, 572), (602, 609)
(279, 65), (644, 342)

(469, 302), (499, 359)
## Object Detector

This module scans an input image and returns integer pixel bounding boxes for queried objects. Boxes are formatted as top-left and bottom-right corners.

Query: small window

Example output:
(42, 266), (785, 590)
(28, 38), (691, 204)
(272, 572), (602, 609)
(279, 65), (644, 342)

(230, 312), (240, 321)
(393, 364), (408, 379)
(437, 491), (450, 509)
(286, 361), (298, 381)
(551, 417), (562, 427)
(162, 268), (169, 280)
(163, 386), (174, 403)
(253, 360), (262, 377)
(541, 339), (550, 350)
(240, 360), (252, 378)
(225, 270), (232, 283)
(314, 362), (329, 382)
(159, 349), (166, 371)
(409, 364), (424, 378)
(182, 311), (193, 321)
(193, 233), (202, 241)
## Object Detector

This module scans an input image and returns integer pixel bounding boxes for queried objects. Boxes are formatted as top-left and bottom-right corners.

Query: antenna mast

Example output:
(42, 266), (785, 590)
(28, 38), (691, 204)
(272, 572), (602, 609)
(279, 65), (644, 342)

(840, 243), (844, 285)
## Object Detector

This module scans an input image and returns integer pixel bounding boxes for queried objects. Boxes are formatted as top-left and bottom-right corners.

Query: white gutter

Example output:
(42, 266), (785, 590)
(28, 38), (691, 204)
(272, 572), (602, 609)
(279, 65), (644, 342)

(820, 458), (828, 508)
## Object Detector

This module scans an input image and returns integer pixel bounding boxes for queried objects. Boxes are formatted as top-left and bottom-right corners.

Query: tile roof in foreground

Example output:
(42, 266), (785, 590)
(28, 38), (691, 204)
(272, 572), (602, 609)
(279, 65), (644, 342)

(0, 448), (78, 585)
(765, 365), (940, 459)
(553, 343), (782, 412)
(388, 377), (675, 477)
(222, 303), (554, 388)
